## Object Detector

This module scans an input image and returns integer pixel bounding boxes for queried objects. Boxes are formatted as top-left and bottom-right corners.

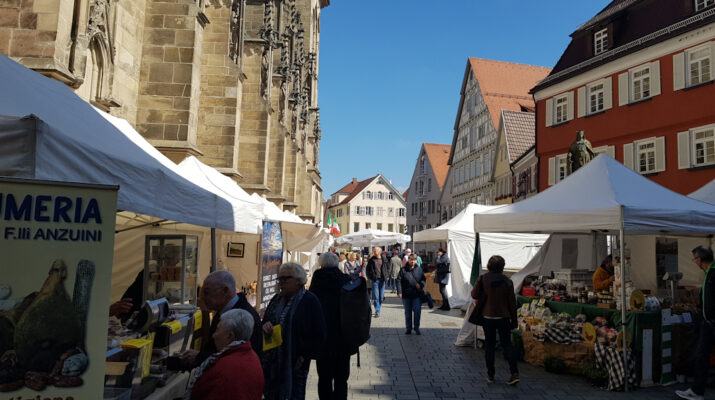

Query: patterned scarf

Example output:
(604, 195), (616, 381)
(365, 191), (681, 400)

(184, 340), (246, 400)
(262, 287), (306, 400)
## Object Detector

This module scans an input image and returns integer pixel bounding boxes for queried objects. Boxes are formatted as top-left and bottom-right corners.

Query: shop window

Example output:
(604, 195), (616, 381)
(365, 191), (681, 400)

(365, 223), (371, 229)
(388, 223), (393, 232)
(377, 223), (382, 230)
(354, 222), (359, 232)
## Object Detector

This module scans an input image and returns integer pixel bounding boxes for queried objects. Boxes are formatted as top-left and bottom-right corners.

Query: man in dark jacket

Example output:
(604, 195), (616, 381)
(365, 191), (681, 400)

(396, 254), (426, 335)
(366, 247), (390, 317)
(181, 270), (263, 367)
(309, 252), (352, 399)
(676, 246), (715, 400)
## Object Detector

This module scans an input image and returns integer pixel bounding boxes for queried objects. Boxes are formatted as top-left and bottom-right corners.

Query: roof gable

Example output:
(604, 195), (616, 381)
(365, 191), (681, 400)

(449, 58), (550, 165)
(331, 174), (405, 207)
(423, 143), (452, 190)
(501, 110), (536, 163)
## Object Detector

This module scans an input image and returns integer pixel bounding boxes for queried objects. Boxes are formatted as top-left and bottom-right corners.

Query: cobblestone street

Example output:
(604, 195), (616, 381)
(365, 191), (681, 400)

(307, 293), (702, 399)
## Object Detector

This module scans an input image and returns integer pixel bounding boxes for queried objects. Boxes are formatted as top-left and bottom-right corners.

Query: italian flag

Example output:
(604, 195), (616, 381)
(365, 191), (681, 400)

(328, 212), (340, 235)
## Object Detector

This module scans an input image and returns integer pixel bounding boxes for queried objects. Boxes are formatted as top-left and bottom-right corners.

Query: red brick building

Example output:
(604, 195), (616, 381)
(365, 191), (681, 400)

(533, 0), (715, 194)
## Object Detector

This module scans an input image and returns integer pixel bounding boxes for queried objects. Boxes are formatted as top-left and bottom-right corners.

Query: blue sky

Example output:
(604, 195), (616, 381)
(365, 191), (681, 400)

(317, 0), (612, 198)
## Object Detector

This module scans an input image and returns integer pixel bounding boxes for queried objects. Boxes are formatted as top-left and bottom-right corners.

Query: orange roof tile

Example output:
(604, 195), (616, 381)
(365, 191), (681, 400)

(332, 176), (378, 206)
(468, 58), (551, 129)
(423, 143), (452, 190)
(333, 177), (360, 195)
(403, 188), (409, 198)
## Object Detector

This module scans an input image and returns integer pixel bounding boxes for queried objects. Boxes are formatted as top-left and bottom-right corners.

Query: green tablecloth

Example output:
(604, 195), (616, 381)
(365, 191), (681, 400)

(517, 296), (661, 353)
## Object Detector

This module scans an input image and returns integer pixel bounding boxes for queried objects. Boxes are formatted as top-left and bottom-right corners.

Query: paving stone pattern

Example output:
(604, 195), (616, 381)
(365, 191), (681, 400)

(306, 293), (708, 399)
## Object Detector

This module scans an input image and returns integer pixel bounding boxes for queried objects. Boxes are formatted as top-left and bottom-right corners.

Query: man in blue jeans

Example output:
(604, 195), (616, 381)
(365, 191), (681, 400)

(676, 246), (715, 400)
(366, 246), (390, 317)
(397, 254), (426, 335)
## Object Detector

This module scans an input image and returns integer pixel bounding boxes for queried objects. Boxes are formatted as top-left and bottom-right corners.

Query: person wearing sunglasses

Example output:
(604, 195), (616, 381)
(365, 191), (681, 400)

(262, 263), (325, 400)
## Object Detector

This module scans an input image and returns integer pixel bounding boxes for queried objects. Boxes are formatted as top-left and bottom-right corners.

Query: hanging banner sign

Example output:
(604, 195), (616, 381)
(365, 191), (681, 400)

(259, 221), (283, 311)
(0, 178), (118, 400)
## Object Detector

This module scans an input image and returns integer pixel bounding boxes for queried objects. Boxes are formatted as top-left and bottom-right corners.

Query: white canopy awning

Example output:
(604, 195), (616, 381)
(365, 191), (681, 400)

(689, 178), (715, 205)
(474, 154), (715, 235)
(413, 204), (497, 242)
(0, 55), (240, 232)
(335, 229), (411, 248)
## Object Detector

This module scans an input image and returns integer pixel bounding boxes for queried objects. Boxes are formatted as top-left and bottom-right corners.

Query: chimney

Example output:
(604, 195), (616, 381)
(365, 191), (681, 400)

(352, 178), (357, 184)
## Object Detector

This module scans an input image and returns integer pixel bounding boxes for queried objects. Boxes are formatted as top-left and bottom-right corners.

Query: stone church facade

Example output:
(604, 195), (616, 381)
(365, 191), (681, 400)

(0, 0), (327, 221)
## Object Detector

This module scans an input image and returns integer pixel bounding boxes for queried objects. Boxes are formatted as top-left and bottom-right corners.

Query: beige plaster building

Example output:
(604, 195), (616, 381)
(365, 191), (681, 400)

(0, 0), (327, 221)
(493, 110), (538, 205)
(327, 175), (406, 236)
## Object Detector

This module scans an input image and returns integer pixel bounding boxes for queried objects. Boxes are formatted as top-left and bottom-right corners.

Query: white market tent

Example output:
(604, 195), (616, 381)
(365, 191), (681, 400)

(689, 178), (715, 205)
(414, 204), (547, 308)
(0, 55), (241, 233)
(335, 229), (411, 248)
(473, 154), (715, 377)
(474, 154), (715, 235)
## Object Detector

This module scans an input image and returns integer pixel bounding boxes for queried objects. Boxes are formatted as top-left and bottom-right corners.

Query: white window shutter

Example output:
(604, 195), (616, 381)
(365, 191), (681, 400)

(606, 145), (615, 158)
(651, 60), (661, 96)
(677, 131), (691, 169)
(618, 72), (629, 106)
(566, 91), (575, 121)
(711, 42), (715, 81)
(548, 157), (555, 186)
(545, 98), (553, 127)
(577, 87), (586, 118)
(623, 143), (634, 170)
(603, 77), (613, 110)
(673, 52), (685, 91)
(655, 136), (666, 172)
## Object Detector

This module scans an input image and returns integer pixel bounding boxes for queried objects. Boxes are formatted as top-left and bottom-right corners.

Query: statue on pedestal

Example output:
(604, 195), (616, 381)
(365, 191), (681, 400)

(567, 130), (596, 174)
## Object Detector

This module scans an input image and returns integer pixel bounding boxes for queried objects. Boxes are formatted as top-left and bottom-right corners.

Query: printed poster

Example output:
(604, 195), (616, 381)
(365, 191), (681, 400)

(0, 178), (118, 399)
(259, 221), (282, 311)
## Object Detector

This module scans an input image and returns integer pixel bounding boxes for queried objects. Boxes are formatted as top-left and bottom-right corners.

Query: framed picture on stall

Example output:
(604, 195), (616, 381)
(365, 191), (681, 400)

(227, 242), (245, 258)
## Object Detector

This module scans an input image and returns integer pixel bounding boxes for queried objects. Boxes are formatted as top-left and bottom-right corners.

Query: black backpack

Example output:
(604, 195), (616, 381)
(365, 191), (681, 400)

(340, 277), (371, 354)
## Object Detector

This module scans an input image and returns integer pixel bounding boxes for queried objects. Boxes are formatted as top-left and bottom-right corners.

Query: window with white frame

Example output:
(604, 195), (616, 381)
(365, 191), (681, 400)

(377, 191), (383, 200)
(365, 206), (373, 216)
(696, 0), (715, 11)
(594, 28), (608, 55)
(354, 222), (359, 232)
(336, 208), (342, 217)
(398, 208), (406, 217)
(558, 156), (568, 182)
(637, 140), (657, 174)
(388, 192), (394, 200)
(388, 207), (394, 216)
(693, 127), (715, 166)
(631, 65), (650, 101)
(354, 205), (362, 215)
(588, 82), (605, 114)
(365, 191), (372, 200)
(554, 94), (569, 124)
(419, 181), (424, 195)
(461, 135), (468, 150)
(688, 45), (711, 86)
(377, 207), (383, 216)
(484, 153), (491, 174)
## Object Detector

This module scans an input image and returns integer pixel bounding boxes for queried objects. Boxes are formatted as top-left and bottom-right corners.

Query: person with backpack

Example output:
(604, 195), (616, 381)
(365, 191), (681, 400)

(396, 254), (426, 335)
(309, 253), (352, 399)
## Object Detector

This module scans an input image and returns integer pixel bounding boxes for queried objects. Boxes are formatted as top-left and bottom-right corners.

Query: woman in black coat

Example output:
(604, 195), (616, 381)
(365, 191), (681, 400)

(396, 254), (426, 335)
(435, 248), (451, 310)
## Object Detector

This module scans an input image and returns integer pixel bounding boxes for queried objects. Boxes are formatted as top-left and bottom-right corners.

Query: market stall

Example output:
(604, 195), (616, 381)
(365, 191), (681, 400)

(689, 178), (715, 204)
(413, 204), (547, 308)
(0, 54), (318, 399)
(473, 154), (715, 390)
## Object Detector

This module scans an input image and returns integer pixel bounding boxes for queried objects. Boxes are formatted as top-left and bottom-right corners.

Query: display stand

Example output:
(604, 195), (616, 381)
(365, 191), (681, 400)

(144, 235), (199, 305)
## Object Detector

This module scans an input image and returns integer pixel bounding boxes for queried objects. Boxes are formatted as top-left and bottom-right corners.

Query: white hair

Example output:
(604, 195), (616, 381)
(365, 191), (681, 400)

(279, 262), (307, 284)
(319, 252), (339, 268)
(205, 270), (236, 291)
(219, 309), (254, 341)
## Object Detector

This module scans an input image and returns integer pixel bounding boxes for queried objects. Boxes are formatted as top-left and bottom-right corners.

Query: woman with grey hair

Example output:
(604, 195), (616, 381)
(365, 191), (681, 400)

(186, 309), (264, 399)
(262, 262), (326, 399)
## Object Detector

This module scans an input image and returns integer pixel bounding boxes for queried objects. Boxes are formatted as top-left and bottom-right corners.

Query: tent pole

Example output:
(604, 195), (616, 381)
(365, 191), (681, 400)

(211, 228), (217, 272)
(620, 207), (628, 392)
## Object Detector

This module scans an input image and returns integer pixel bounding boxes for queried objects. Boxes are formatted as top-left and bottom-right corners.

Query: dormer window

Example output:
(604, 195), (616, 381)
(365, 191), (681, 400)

(594, 28), (608, 55)
(695, 0), (715, 11)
